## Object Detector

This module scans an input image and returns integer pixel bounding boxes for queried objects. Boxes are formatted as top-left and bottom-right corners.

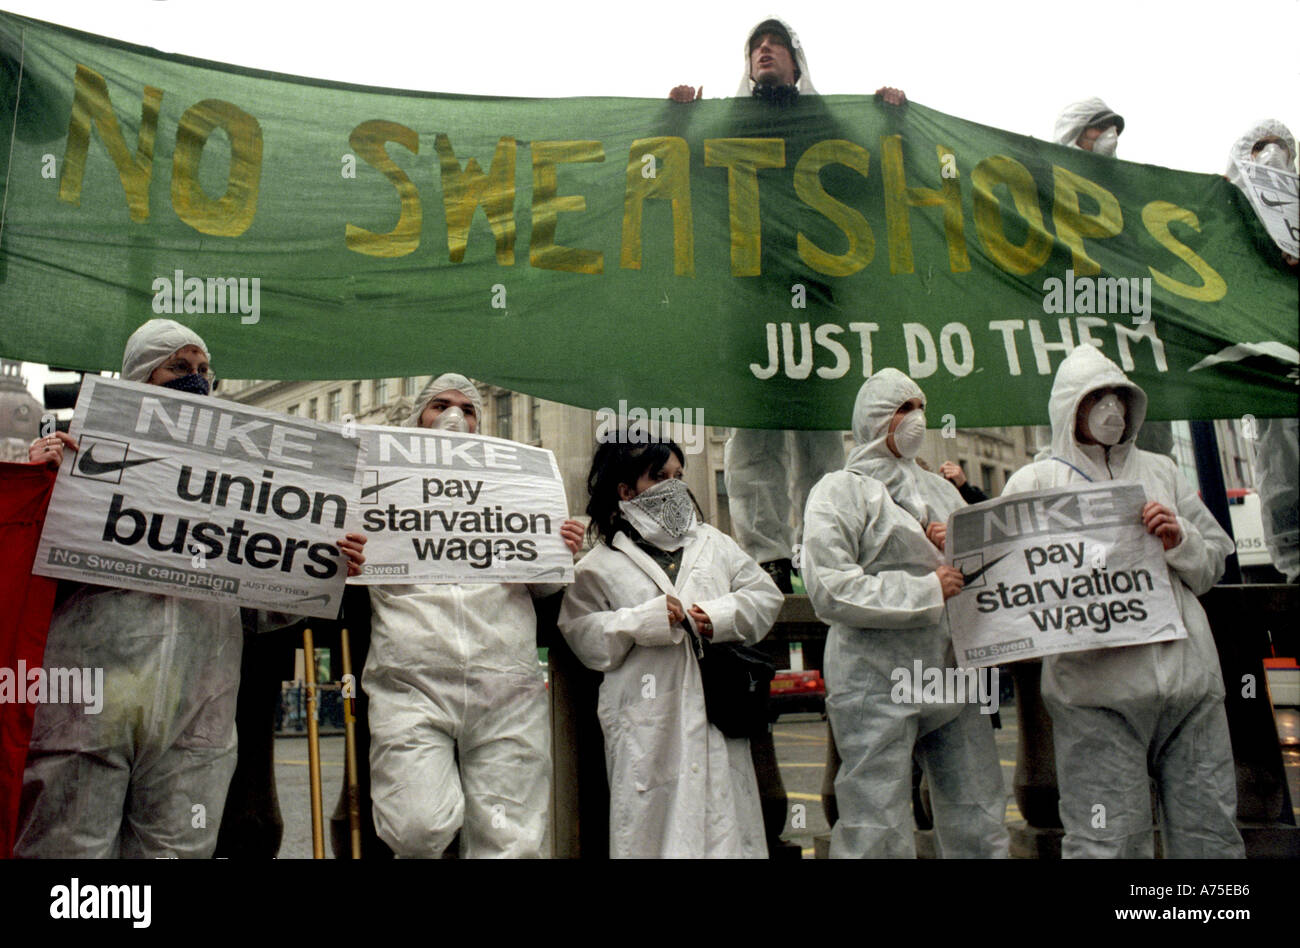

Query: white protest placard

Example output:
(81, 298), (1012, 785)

(1233, 157), (1299, 257)
(945, 481), (1187, 668)
(34, 376), (365, 619)
(348, 424), (573, 585)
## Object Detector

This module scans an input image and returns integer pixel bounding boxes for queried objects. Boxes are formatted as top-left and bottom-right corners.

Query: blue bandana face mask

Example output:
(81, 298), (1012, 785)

(160, 374), (211, 397)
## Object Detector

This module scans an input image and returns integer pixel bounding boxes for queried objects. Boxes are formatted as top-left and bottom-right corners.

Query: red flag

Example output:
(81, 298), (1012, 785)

(0, 462), (57, 858)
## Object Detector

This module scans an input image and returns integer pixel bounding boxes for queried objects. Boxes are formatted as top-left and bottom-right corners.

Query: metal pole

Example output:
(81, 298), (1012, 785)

(1189, 420), (1243, 584)
(340, 628), (362, 859)
(302, 627), (326, 859)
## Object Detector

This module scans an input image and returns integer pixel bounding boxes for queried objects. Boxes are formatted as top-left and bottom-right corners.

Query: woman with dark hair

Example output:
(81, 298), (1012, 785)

(559, 435), (782, 858)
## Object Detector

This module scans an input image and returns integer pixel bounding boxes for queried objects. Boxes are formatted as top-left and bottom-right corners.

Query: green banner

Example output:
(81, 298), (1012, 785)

(0, 12), (1295, 429)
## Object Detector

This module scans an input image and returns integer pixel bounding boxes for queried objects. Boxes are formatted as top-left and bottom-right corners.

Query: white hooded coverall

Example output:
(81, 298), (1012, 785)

(363, 374), (554, 858)
(724, 17), (844, 566)
(1053, 96), (1123, 149)
(1002, 344), (1244, 858)
(801, 369), (1009, 858)
(1226, 119), (1299, 582)
(558, 522), (782, 858)
(17, 319), (242, 858)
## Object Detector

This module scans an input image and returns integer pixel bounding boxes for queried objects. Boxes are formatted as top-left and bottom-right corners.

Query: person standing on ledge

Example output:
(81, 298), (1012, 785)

(668, 17), (905, 592)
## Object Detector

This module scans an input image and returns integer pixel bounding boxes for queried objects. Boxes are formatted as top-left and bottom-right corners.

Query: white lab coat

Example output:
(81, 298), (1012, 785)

(558, 523), (781, 858)
(1002, 343), (1243, 858)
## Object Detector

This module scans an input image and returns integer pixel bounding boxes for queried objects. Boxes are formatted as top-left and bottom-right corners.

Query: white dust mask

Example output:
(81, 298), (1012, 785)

(1254, 143), (1291, 171)
(431, 406), (468, 432)
(1092, 127), (1119, 156)
(1086, 393), (1126, 446)
(891, 411), (927, 459)
(619, 477), (697, 551)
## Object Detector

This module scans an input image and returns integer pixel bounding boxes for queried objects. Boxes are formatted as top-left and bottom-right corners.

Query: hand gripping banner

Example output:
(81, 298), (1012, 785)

(0, 13), (1295, 428)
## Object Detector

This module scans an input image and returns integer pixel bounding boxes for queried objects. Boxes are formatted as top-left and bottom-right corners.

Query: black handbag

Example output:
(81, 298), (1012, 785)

(688, 631), (776, 740)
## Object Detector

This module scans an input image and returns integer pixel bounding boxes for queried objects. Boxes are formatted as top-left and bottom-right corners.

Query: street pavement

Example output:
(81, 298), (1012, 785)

(274, 732), (346, 860)
(274, 707), (1300, 858)
(773, 711), (1019, 855)
(272, 711), (1020, 859)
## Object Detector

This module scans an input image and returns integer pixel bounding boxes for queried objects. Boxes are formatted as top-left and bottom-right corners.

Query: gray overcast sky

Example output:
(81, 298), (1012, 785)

(9, 0), (1299, 397)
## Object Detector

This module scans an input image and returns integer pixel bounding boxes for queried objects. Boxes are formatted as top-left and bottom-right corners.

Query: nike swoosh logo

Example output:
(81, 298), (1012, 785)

(361, 475), (409, 500)
(960, 551), (1012, 586)
(1258, 194), (1294, 208)
(77, 445), (165, 477)
(294, 594), (331, 606)
(527, 566), (567, 581)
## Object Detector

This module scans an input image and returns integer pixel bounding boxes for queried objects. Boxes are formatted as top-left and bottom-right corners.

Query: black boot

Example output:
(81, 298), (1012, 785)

(760, 558), (794, 594)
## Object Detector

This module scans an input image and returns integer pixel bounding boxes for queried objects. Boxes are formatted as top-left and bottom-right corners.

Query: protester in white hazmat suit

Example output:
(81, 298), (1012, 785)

(1002, 344), (1244, 858)
(1225, 117), (1297, 194)
(1225, 118), (1298, 272)
(1226, 119), (1299, 581)
(363, 373), (583, 858)
(671, 19), (843, 590)
(733, 17), (816, 97)
(1054, 97), (1124, 155)
(726, 20), (842, 590)
(801, 369), (1008, 858)
(558, 437), (782, 857)
(17, 319), (365, 858)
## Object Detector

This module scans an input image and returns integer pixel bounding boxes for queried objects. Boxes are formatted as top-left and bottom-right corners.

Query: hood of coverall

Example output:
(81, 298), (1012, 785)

(121, 319), (210, 383)
(736, 17), (817, 96)
(1225, 118), (1297, 190)
(1054, 97), (1125, 149)
(845, 368), (935, 522)
(403, 373), (484, 428)
(1047, 344), (1149, 481)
